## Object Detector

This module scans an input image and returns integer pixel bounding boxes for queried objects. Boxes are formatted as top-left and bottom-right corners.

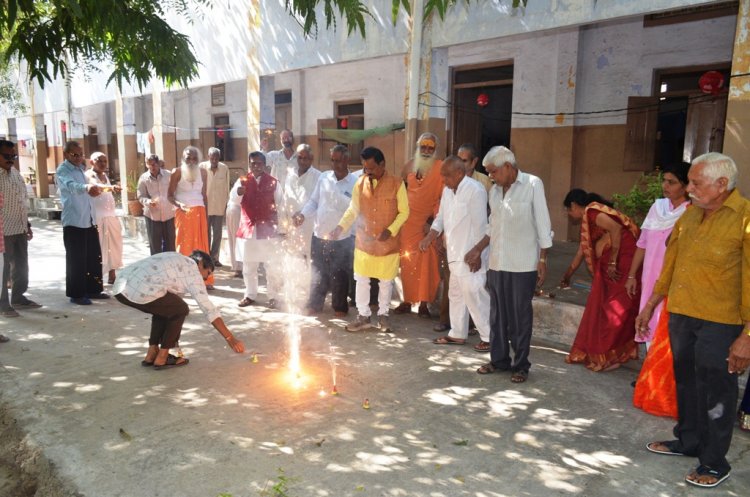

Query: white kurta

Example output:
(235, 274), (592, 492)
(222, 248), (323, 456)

(431, 176), (490, 341)
(225, 178), (243, 271)
(279, 166), (321, 258)
(85, 170), (123, 277)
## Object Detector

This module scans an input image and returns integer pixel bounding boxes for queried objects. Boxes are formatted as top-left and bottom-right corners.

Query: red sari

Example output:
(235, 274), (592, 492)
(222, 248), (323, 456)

(566, 203), (640, 371)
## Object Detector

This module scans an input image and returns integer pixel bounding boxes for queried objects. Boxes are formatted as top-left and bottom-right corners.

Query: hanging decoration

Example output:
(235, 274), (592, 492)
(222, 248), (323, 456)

(698, 71), (725, 95)
(477, 93), (490, 107)
(339, 118), (349, 129)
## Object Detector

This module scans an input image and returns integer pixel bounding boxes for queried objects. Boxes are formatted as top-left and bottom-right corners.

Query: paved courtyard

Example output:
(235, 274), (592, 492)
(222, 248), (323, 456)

(0, 219), (748, 497)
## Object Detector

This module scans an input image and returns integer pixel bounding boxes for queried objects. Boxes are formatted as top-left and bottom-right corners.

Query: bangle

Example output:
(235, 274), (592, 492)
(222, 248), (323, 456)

(744, 328), (750, 337)
(539, 258), (547, 263)
(627, 276), (636, 280)
(225, 336), (232, 341)
(608, 262), (616, 266)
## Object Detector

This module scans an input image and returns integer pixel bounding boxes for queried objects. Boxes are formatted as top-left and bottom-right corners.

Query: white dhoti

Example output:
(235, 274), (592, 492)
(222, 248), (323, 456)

(97, 216), (123, 277)
(225, 205), (242, 271)
(236, 237), (280, 300)
(448, 270), (491, 342)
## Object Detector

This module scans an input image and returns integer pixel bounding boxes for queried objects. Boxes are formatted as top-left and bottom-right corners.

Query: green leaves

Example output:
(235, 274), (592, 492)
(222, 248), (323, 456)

(0, 0), (206, 90)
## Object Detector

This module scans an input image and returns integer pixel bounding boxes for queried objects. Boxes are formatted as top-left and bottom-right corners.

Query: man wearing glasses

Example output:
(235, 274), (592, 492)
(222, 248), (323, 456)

(55, 141), (107, 305)
(0, 139), (42, 317)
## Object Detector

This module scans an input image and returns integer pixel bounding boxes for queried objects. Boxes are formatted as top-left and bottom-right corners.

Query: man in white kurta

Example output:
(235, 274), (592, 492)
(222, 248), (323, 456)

(85, 152), (123, 285)
(278, 144), (321, 258)
(200, 147), (230, 266)
(419, 156), (491, 347)
(225, 177), (243, 277)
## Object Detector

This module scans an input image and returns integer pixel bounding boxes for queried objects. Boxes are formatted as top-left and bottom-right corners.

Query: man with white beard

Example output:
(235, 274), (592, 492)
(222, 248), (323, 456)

(168, 146), (214, 288)
(394, 132), (443, 318)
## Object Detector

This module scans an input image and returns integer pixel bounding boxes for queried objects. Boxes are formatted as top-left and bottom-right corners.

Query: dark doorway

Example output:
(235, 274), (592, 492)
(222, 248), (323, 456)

(655, 97), (688, 166)
(451, 64), (513, 168)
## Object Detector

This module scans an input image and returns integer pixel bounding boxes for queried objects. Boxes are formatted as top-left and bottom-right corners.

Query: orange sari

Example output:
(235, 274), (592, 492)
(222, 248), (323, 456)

(633, 298), (677, 418)
(175, 206), (214, 285)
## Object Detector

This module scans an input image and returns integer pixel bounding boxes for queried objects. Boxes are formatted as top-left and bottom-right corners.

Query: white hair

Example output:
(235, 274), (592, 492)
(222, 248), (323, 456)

(90, 152), (105, 161)
(693, 152), (737, 190)
(296, 143), (312, 155)
(207, 147), (221, 157)
(482, 146), (517, 169)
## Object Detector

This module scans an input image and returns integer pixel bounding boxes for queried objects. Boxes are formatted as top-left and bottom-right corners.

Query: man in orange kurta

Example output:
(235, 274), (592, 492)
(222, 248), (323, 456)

(395, 133), (444, 317)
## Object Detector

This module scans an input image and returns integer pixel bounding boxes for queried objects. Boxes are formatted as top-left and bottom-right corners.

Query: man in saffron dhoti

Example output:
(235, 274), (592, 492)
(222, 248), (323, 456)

(168, 146), (214, 287)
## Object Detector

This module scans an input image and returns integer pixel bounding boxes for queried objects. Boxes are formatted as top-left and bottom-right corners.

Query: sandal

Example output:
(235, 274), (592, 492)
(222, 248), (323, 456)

(477, 362), (497, 375)
(473, 341), (490, 352)
(142, 353), (177, 367)
(433, 336), (466, 345)
(685, 465), (730, 488)
(510, 371), (528, 383)
(0, 334), (9, 343)
(154, 355), (189, 370)
(645, 440), (691, 457)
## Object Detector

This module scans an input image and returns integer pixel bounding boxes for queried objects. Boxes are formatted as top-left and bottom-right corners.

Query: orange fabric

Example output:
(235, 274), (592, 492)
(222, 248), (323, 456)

(633, 299), (677, 419)
(175, 206), (214, 285)
(356, 173), (402, 256)
(400, 162), (443, 302)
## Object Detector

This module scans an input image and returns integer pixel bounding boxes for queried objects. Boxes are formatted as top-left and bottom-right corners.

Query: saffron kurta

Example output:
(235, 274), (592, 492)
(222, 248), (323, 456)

(400, 162), (443, 302)
(338, 172), (409, 281)
(174, 171), (213, 285)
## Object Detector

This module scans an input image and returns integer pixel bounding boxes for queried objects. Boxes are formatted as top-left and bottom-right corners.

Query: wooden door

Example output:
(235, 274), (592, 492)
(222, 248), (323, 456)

(683, 95), (727, 162)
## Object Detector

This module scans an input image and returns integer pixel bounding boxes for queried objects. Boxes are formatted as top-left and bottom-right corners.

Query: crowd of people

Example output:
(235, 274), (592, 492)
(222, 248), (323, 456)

(1, 134), (750, 488)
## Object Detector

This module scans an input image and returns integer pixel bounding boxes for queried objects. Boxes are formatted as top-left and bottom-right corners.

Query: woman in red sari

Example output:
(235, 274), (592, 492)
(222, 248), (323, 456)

(561, 189), (640, 372)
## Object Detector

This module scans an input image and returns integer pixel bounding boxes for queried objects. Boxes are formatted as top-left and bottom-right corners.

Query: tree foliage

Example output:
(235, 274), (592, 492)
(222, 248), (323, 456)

(285, 0), (528, 37)
(0, 0), (211, 90)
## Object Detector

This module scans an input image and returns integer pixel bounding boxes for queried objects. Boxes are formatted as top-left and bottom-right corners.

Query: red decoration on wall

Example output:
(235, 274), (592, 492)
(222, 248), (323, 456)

(216, 129), (225, 139)
(61, 121), (67, 133)
(340, 118), (348, 129)
(477, 93), (490, 107)
(148, 128), (155, 144)
(699, 71), (725, 95)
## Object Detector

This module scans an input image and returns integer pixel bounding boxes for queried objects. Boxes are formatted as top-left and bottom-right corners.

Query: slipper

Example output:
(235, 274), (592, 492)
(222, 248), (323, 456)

(645, 440), (691, 457)
(141, 354), (177, 367)
(473, 341), (490, 352)
(511, 371), (528, 383)
(685, 465), (730, 488)
(154, 355), (189, 370)
(0, 335), (9, 343)
(433, 336), (466, 345)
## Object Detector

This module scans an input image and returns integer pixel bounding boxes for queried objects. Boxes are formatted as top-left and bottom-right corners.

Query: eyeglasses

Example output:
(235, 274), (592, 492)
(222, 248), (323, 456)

(1, 153), (18, 160)
(68, 153), (82, 159)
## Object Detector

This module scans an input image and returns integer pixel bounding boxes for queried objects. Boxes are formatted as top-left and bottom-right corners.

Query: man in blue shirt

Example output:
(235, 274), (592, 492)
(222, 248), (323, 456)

(55, 141), (107, 305)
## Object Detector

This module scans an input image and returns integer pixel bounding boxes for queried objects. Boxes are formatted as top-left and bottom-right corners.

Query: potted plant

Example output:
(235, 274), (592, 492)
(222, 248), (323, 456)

(125, 170), (144, 216)
(612, 171), (663, 225)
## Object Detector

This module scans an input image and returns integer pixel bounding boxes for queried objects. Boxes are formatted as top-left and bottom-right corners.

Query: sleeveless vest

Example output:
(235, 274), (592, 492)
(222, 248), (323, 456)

(237, 173), (278, 240)
(356, 172), (401, 256)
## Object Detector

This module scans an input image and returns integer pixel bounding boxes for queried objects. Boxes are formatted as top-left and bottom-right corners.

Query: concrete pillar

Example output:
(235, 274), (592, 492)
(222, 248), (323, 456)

(115, 89), (138, 206)
(725, 0), (750, 195)
(152, 79), (165, 160)
(28, 83), (49, 198)
(259, 75), (275, 152)
(247, 0), (261, 154)
(403, 0), (426, 155)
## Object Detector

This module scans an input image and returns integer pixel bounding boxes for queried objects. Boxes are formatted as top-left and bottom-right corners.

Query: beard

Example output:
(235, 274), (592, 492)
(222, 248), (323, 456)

(181, 162), (199, 183)
(413, 151), (436, 176)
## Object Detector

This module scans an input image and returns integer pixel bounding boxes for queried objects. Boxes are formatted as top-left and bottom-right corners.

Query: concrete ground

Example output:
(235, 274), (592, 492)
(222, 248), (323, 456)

(0, 219), (748, 497)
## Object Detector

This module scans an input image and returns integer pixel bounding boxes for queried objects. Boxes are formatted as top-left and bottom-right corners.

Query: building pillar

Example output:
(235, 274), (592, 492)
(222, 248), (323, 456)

(725, 0), (750, 195)
(403, 0), (426, 162)
(152, 79), (165, 161)
(28, 83), (49, 198)
(246, 0), (261, 154)
(115, 89), (138, 206)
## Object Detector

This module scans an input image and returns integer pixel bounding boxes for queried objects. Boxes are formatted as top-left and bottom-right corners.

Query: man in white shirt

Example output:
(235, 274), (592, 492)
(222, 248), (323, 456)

(200, 147), (231, 266)
(113, 250), (245, 369)
(466, 146), (553, 383)
(266, 129), (296, 192)
(419, 156), (491, 350)
(294, 144), (357, 316)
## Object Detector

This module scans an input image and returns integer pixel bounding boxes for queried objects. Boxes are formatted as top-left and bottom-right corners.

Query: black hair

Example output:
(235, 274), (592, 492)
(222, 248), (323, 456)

(563, 188), (612, 208)
(146, 154), (160, 162)
(0, 139), (15, 150)
(360, 146), (385, 164)
(248, 151), (266, 164)
(190, 250), (214, 272)
(661, 162), (690, 185)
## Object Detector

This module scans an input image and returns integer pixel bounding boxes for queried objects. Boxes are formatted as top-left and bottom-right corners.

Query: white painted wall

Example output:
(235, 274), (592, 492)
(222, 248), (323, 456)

(169, 79), (247, 141)
(273, 55), (407, 137)
(574, 14), (736, 126)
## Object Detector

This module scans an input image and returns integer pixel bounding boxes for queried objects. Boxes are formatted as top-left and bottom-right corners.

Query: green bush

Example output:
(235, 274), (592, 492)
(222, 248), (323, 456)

(612, 172), (663, 226)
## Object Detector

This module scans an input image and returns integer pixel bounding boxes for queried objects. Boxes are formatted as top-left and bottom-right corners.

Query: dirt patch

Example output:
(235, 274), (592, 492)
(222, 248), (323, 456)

(0, 403), (80, 497)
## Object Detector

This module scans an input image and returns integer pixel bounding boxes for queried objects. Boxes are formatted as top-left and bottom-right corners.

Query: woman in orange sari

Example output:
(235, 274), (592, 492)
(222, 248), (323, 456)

(626, 162), (690, 418)
(561, 189), (640, 372)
